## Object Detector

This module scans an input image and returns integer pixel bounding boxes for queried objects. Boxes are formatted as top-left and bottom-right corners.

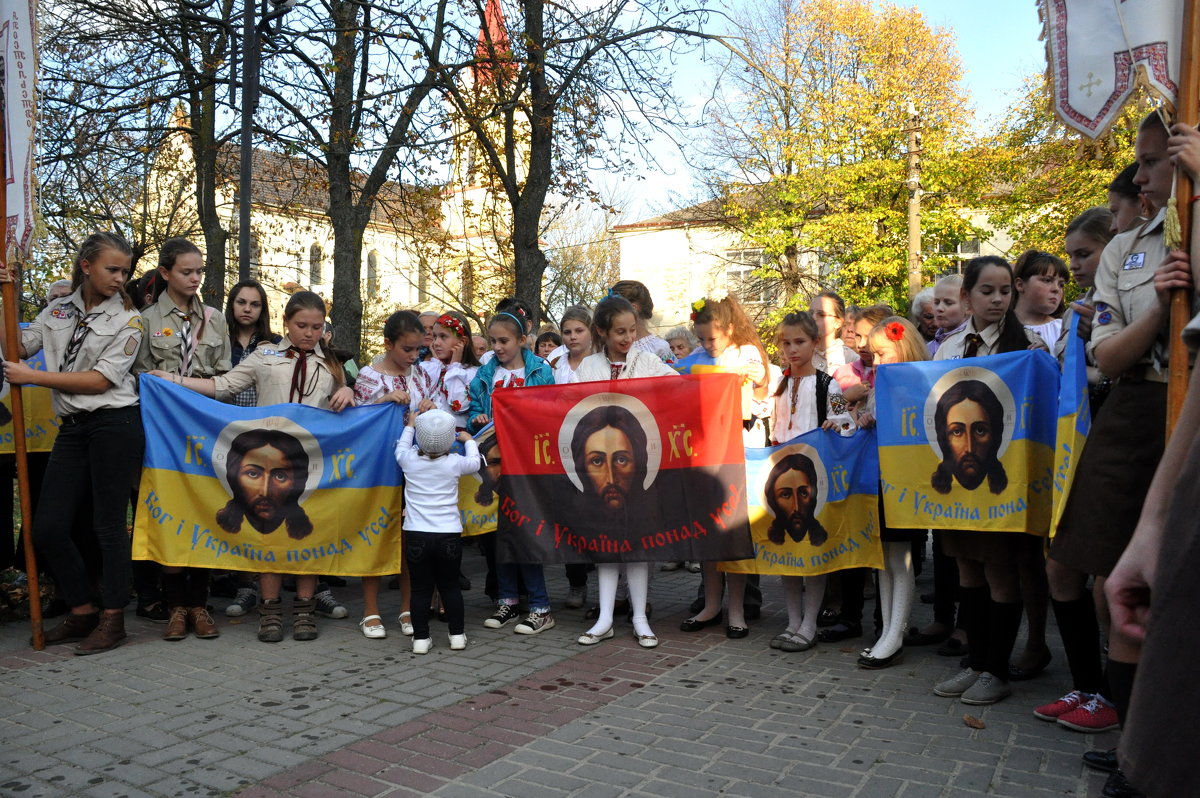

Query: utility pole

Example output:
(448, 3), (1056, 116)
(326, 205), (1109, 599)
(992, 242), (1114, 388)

(906, 102), (922, 303)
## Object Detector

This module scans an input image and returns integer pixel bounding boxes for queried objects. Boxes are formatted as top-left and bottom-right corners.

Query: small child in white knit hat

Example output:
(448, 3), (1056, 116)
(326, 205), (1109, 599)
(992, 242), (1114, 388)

(394, 409), (482, 653)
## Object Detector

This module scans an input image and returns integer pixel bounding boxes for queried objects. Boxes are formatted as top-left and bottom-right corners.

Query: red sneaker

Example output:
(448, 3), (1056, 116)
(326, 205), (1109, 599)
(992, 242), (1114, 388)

(1057, 695), (1120, 733)
(1033, 690), (1087, 721)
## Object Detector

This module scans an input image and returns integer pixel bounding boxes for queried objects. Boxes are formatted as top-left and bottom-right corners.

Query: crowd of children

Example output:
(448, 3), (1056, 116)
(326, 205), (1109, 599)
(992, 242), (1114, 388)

(4, 112), (1199, 798)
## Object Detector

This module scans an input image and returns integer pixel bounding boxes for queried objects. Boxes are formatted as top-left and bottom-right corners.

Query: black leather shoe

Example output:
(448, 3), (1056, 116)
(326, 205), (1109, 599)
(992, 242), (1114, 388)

(1101, 770), (1145, 798)
(1083, 749), (1118, 773)
(1007, 649), (1052, 681)
(726, 625), (749, 639)
(857, 650), (904, 669)
(680, 613), (723, 632)
(937, 636), (968, 656)
(816, 608), (840, 627)
(817, 622), (862, 643)
(905, 625), (952, 646)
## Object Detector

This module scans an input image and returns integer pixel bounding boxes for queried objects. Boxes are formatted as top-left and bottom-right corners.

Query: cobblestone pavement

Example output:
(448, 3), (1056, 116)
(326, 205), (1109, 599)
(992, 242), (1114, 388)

(0, 548), (1115, 797)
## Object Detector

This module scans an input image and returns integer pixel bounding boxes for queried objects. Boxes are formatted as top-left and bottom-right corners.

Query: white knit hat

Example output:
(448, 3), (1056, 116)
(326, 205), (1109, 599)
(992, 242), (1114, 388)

(415, 409), (457, 455)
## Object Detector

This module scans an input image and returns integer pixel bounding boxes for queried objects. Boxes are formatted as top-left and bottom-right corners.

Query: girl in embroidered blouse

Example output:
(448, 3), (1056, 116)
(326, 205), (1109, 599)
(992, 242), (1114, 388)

(422, 310), (480, 430)
(752, 312), (855, 653)
(352, 310), (434, 639)
(151, 291), (353, 643)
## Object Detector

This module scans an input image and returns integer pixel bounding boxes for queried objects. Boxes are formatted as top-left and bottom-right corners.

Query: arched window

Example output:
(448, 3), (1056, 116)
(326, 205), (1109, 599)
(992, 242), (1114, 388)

(309, 243), (324, 285)
(249, 234), (262, 280)
(367, 250), (379, 286)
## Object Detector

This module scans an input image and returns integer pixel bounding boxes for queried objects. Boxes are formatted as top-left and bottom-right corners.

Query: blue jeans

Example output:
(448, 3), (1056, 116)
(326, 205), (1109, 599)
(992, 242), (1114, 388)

(497, 563), (549, 612)
(33, 406), (143, 610)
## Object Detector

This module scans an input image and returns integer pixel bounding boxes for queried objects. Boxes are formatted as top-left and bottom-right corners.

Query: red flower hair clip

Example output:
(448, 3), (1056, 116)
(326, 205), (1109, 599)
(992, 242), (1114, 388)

(437, 313), (466, 339)
(885, 321), (905, 342)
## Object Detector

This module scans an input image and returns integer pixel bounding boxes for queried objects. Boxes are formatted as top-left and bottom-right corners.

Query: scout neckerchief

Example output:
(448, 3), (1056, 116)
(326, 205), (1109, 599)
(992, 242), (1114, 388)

(286, 346), (318, 403)
(172, 306), (196, 376)
(61, 310), (102, 372)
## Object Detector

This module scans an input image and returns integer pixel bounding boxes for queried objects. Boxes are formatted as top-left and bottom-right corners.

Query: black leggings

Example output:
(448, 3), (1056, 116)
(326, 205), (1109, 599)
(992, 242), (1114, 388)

(33, 407), (143, 610)
(407, 530), (464, 638)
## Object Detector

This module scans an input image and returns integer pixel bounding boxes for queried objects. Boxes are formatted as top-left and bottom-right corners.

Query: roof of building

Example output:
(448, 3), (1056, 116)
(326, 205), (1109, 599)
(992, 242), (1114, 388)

(214, 143), (441, 232)
(612, 197), (731, 232)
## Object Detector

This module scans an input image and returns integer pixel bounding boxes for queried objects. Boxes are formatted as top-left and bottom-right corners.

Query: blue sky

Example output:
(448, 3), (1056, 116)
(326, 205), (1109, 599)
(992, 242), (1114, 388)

(912, 0), (1046, 122)
(621, 1), (1049, 220)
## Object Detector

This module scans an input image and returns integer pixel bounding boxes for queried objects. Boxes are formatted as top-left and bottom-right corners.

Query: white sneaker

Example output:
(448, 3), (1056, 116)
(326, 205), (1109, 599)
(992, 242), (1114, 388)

(412, 638), (432, 655)
(449, 633), (467, 650)
(359, 615), (386, 639)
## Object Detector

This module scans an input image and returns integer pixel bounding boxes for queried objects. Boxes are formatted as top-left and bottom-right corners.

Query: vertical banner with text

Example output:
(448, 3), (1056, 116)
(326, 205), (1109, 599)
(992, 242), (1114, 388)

(1051, 315), (1091, 538)
(491, 374), (753, 564)
(0, 335), (58, 453)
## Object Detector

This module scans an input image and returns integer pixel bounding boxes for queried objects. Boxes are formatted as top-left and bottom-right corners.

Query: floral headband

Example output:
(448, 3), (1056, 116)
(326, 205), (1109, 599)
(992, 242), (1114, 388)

(689, 297), (707, 322)
(437, 313), (466, 339)
(885, 321), (906, 342)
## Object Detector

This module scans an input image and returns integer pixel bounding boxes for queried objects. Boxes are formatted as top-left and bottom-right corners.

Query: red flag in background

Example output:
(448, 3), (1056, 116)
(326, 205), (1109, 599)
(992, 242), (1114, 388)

(492, 373), (752, 564)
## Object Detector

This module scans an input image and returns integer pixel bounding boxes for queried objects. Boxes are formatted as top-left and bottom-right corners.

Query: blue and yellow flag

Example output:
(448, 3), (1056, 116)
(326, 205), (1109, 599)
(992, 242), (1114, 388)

(1051, 315), (1091, 538)
(132, 376), (406, 575)
(458, 424), (498, 537)
(875, 350), (1058, 534)
(721, 428), (882, 576)
(0, 327), (61, 454)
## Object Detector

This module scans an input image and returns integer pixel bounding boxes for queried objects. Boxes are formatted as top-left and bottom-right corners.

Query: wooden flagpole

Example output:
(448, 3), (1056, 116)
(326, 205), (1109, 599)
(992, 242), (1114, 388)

(1167, 0), (1200, 434)
(0, 80), (43, 649)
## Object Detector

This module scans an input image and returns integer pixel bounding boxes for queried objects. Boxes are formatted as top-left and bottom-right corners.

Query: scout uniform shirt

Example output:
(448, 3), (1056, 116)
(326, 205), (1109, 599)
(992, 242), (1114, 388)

(135, 291), (232, 377)
(1088, 208), (1177, 380)
(20, 288), (143, 416)
(212, 338), (342, 408)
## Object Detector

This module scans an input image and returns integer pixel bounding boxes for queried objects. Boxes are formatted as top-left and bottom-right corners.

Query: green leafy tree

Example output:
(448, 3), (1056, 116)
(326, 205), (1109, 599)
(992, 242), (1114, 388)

(984, 74), (1149, 257)
(696, 0), (989, 310)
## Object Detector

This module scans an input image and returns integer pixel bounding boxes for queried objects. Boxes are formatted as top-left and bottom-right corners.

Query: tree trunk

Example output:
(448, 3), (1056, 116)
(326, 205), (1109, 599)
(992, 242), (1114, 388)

(193, 85), (228, 307)
(327, 0), (364, 358)
(510, 0), (554, 329)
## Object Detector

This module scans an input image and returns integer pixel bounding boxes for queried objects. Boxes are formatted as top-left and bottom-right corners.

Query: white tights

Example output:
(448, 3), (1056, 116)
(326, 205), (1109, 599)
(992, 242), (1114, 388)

(865, 542), (914, 659)
(782, 574), (825, 642)
(586, 562), (653, 638)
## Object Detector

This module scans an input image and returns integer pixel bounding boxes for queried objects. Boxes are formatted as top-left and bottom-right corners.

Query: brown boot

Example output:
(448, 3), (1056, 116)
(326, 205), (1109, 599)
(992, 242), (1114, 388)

(42, 612), (99, 644)
(163, 606), (189, 641)
(292, 597), (318, 641)
(188, 606), (219, 639)
(75, 612), (126, 655)
(258, 598), (284, 643)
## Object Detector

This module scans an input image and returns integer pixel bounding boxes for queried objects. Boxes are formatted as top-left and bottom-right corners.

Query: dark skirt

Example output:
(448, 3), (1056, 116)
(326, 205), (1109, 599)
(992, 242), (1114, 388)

(878, 493), (923, 544)
(1049, 380), (1166, 576)
(942, 529), (1040, 565)
(1120, 430), (1200, 793)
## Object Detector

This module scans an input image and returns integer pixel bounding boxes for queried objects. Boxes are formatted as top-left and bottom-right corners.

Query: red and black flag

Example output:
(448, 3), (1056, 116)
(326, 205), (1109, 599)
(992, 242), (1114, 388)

(491, 373), (752, 564)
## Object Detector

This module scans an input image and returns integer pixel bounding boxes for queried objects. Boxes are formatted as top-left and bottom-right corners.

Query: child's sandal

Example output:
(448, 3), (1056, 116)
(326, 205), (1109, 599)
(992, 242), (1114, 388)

(359, 615), (386, 639)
